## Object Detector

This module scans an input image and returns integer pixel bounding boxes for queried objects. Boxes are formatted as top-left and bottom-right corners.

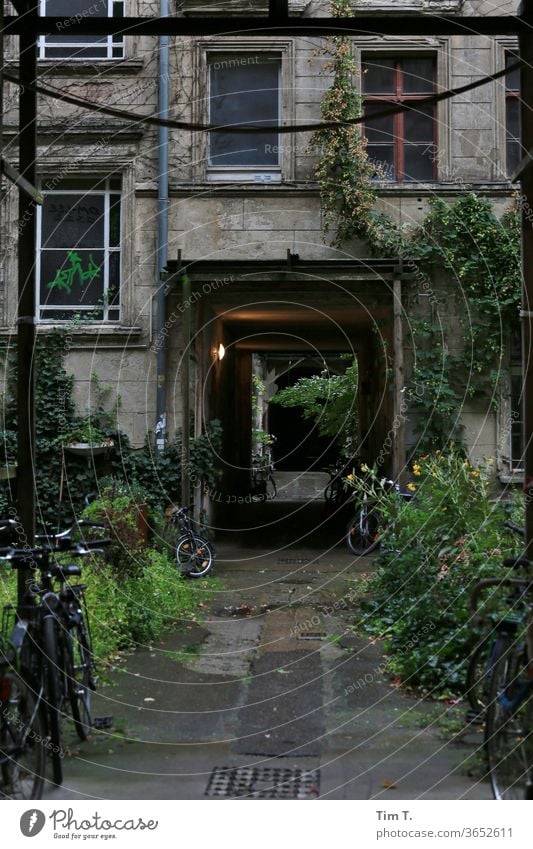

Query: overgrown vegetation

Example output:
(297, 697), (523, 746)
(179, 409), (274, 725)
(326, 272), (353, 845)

(313, 3), (522, 451)
(269, 356), (359, 452)
(310, 0), (377, 244)
(347, 451), (522, 697)
(0, 331), (223, 524)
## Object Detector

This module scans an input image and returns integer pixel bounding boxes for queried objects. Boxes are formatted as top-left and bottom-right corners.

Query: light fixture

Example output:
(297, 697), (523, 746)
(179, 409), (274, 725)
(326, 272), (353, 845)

(217, 343), (225, 361)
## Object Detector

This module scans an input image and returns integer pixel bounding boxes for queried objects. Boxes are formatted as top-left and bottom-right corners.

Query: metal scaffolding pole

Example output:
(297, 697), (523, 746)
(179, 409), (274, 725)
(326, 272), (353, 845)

(519, 1), (533, 557)
(16, 12), (38, 604)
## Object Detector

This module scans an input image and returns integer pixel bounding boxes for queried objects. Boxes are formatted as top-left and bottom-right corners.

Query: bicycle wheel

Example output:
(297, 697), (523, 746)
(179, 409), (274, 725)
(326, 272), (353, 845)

(42, 616), (63, 786)
(485, 641), (533, 799)
(176, 534), (214, 578)
(63, 624), (93, 741)
(466, 633), (510, 715)
(346, 506), (381, 555)
(0, 668), (46, 799)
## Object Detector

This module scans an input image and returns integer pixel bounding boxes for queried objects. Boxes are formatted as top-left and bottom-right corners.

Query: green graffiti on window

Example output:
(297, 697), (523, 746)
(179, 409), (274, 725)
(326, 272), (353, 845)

(46, 251), (101, 294)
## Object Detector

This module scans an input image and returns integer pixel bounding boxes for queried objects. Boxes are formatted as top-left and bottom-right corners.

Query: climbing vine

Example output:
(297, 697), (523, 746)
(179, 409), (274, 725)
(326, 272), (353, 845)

(310, 0), (378, 244)
(314, 7), (522, 450)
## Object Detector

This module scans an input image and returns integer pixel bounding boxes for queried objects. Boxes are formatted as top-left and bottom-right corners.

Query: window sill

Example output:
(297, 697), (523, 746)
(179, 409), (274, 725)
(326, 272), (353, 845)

(498, 472), (524, 485)
(35, 322), (143, 345)
(5, 59), (144, 77)
(207, 171), (283, 184)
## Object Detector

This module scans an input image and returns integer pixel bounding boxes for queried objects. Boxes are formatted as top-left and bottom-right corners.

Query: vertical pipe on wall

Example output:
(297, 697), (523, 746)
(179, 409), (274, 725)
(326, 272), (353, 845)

(155, 0), (169, 450)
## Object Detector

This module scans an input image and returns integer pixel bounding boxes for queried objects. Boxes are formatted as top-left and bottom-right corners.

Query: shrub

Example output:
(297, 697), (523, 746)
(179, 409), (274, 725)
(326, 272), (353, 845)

(346, 450), (521, 696)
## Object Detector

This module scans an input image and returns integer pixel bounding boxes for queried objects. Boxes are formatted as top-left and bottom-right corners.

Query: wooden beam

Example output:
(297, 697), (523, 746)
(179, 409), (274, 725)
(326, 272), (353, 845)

(392, 278), (406, 485)
(2, 14), (526, 37)
(1, 159), (43, 203)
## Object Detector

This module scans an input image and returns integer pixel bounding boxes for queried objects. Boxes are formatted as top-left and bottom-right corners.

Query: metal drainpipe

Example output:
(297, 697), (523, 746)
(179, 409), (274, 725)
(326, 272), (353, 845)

(155, 0), (169, 450)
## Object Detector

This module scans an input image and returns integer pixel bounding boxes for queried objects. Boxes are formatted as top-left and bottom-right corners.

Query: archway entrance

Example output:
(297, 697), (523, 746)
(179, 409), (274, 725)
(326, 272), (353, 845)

(164, 257), (405, 531)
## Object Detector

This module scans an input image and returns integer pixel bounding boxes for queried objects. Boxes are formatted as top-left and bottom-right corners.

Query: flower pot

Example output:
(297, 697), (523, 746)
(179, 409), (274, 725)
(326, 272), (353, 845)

(64, 441), (114, 458)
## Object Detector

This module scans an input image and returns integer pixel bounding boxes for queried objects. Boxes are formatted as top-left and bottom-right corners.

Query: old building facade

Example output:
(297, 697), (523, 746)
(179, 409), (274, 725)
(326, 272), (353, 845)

(0, 0), (523, 501)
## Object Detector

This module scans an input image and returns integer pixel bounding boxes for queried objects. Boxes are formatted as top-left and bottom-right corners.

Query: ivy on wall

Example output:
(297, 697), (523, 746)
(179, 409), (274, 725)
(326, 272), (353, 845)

(309, 0), (378, 244)
(314, 5), (522, 450)
(0, 331), (223, 523)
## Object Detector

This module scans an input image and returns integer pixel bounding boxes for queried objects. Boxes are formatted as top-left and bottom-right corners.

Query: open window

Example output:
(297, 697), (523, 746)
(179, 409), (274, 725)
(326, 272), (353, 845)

(39, 0), (125, 61)
(37, 177), (121, 322)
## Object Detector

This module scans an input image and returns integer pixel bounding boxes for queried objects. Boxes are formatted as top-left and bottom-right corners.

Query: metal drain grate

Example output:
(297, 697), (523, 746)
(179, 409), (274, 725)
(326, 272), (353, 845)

(205, 766), (320, 799)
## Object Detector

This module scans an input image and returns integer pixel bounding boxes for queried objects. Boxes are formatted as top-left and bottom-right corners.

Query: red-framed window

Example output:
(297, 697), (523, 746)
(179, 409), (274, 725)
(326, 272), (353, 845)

(362, 55), (437, 182)
(505, 52), (521, 177)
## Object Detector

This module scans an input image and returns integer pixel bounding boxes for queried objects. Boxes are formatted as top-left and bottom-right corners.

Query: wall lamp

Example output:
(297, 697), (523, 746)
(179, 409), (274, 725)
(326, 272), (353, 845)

(217, 343), (225, 361)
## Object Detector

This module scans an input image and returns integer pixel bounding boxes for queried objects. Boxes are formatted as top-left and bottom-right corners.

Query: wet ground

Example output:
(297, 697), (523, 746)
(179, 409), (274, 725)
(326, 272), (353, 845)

(45, 502), (491, 800)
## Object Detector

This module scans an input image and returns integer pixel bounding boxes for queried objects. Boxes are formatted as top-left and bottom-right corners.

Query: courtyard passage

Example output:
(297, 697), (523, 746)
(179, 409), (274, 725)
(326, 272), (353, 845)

(45, 503), (491, 801)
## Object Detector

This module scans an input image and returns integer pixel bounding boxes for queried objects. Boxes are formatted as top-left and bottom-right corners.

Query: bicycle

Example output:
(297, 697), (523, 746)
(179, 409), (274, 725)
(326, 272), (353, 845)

(470, 566), (533, 799)
(0, 632), (47, 799)
(466, 522), (530, 717)
(169, 506), (214, 578)
(324, 456), (360, 507)
(345, 477), (414, 556)
(0, 520), (110, 796)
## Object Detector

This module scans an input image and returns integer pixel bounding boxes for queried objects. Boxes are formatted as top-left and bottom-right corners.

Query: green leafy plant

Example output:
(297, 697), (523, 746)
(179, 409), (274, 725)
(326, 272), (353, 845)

(346, 450), (521, 696)
(0, 331), (224, 523)
(269, 355), (359, 451)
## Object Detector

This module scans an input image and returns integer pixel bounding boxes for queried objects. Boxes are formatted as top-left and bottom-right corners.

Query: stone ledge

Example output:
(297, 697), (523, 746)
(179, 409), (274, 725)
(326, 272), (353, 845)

(4, 59), (145, 78)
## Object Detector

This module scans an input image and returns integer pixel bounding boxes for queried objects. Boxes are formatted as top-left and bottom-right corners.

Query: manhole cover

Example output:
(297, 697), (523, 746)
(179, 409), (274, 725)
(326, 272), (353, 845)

(205, 766), (320, 799)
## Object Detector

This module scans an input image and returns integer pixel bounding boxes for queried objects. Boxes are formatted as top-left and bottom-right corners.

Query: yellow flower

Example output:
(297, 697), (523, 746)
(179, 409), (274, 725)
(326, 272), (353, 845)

(470, 470), (479, 478)
(360, 463), (369, 473)
(346, 473), (354, 481)
(412, 463), (421, 476)
(407, 482), (416, 492)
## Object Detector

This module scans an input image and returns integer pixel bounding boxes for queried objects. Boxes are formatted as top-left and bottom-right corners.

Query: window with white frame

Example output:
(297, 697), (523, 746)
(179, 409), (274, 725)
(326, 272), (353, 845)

(207, 54), (281, 180)
(37, 177), (121, 321)
(39, 0), (125, 61)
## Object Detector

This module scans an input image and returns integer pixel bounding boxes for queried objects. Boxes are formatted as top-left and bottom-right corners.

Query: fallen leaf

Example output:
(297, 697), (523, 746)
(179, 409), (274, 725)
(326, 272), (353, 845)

(382, 780), (397, 789)
(143, 697), (155, 703)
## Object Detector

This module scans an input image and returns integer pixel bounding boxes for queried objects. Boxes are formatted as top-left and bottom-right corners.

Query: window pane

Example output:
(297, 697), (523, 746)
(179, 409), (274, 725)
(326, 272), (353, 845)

(506, 52), (521, 92)
(404, 105), (435, 143)
(363, 103), (394, 143)
(506, 98), (520, 140)
(209, 59), (280, 167)
(403, 144), (436, 181)
(40, 249), (104, 306)
(362, 58), (395, 94)
(41, 195), (104, 249)
(110, 196), (121, 246)
(366, 145), (395, 180)
(507, 139), (521, 176)
(401, 58), (435, 94)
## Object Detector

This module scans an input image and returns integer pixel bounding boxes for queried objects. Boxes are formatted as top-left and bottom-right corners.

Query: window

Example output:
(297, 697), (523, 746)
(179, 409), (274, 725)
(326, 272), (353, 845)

(207, 55), (281, 178)
(505, 51), (521, 177)
(362, 55), (437, 182)
(37, 178), (121, 322)
(39, 1), (125, 61)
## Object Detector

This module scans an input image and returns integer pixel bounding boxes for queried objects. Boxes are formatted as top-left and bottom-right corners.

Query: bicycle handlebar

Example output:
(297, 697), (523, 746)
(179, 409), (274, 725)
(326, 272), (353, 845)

(504, 520), (525, 537)
(469, 577), (533, 620)
(0, 537), (112, 564)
